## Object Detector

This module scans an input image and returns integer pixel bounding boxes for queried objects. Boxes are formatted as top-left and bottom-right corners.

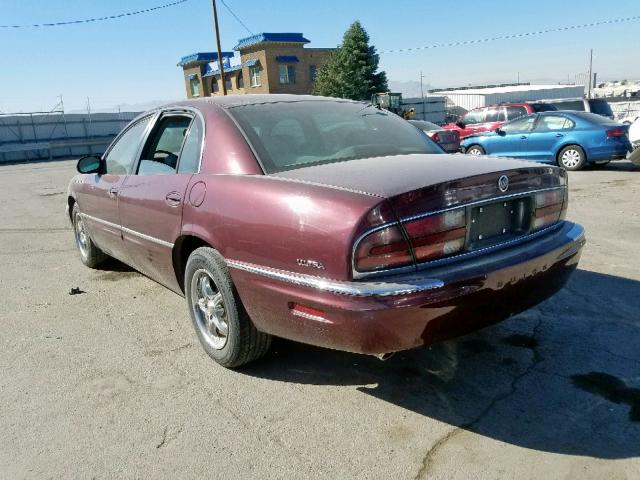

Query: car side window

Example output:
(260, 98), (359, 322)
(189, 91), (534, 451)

(178, 116), (204, 174)
(485, 108), (505, 122)
(104, 116), (151, 175)
(138, 115), (192, 175)
(462, 109), (485, 125)
(536, 116), (575, 131)
(501, 116), (536, 133)
(506, 106), (527, 120)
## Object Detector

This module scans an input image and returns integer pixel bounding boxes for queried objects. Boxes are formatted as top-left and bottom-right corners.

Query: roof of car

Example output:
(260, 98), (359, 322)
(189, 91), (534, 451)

(169, 95), (365, 110)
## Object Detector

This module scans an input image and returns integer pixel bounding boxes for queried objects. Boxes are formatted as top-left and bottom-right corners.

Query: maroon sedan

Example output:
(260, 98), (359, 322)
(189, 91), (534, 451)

(67, 95), (585, 367)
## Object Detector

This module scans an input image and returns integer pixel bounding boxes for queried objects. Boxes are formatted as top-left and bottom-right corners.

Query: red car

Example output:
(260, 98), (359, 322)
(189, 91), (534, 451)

(444, 102), (557, 139)
(68, 95), (585, 367)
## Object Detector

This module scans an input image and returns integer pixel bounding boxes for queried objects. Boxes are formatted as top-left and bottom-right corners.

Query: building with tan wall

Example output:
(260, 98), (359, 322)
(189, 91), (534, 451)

(178, 33), (334, 98)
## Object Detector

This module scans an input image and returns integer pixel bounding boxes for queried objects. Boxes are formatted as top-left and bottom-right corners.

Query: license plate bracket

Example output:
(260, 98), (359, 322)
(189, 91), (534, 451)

(468, 198), (532, 249)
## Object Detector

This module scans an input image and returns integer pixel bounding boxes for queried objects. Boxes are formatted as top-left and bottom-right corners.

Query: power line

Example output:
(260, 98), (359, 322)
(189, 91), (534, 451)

(380, 15), (640, 53)
(0, 0), (190, 28)
(219, 0), (253, 35)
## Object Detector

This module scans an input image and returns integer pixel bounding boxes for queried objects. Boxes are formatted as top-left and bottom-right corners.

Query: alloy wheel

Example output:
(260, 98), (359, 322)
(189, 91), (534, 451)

(191, 269), (229, 350)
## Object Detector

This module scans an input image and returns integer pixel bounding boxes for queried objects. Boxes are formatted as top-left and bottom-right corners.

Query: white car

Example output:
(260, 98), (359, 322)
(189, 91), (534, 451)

(628, 116), (640, 147)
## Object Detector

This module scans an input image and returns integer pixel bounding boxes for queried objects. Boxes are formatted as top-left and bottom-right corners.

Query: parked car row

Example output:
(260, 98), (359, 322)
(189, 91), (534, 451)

(68, 95), (585, 367)
(460, 111), (632, 170)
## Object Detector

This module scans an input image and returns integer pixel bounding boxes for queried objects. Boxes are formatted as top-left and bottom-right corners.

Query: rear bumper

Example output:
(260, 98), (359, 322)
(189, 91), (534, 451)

(229, 221), (585, 355)
(588, 143), (632, 162)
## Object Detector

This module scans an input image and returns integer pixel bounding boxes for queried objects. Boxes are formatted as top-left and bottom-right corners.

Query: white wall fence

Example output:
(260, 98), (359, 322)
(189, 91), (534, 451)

(0, 111), (140, 163)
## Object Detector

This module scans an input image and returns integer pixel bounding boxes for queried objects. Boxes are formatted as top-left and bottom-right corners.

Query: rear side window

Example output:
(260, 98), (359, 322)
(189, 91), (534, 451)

(506, 106), (527, 120)
(462, 109), (485, 125)
(535, 116), (575, 131)
(588, 99), (614, 117)
(485, 108), (506, 122)
(178, 116), (204, 174)
(531, 103), (557, 112)
(552, 100), (585, 112)
(104, 116), (152, 175)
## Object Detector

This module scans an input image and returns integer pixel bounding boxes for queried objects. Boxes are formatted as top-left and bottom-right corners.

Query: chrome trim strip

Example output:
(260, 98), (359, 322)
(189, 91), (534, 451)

(226, 259), (444, 297)
(352, 186), (567, 279)
(80, 213), (174, 249)
(121, 225), (174, 249)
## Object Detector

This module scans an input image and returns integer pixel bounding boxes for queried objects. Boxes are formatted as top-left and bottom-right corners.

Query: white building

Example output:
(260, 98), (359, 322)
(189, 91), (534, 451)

(435, 84), (586, 112)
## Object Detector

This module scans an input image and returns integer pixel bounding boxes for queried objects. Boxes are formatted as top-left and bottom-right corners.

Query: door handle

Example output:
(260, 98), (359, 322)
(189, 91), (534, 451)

(108, 187), (118, 198)
(555, 133), (564, 137)
(165, 192), (182, 206)
(520, 135), (527, 139)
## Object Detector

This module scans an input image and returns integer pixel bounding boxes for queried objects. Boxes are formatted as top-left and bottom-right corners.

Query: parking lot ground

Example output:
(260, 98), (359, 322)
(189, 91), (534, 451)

(1, 159), (639, 479)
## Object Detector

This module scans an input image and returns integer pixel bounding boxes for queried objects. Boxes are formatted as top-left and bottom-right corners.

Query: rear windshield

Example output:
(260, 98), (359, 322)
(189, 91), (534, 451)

(588, 99), (614, 116)
(229, 101), (442, 173)
(531, 103), (557, 112)
(570, 111), (619, 125)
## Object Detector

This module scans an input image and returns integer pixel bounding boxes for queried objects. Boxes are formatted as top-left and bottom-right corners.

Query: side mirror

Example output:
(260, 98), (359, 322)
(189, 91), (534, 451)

(496, 127), (506, 136)
(77, 155), (102, 174)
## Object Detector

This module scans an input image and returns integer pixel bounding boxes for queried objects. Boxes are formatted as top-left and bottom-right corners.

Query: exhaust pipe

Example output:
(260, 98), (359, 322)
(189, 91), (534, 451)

(375, 352), (395, 361)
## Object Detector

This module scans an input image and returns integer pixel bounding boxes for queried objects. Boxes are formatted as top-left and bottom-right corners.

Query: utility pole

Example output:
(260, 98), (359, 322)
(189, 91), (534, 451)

(420, 71), (425, 121)
(587, 48), (593, 99)
(517, 71), (520, 84)
(211, 0), (227, 95)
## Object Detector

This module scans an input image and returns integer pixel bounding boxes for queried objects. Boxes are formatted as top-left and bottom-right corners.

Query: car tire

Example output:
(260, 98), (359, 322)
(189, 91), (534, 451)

(466, 145), (485, 156)
(558, 145), (586, 171)
(72, 203), (108, 268)
(185, 247), (272, 368)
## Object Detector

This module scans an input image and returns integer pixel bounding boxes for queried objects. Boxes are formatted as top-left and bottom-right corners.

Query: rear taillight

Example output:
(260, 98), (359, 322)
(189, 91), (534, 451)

(354, 225), (413, 272)
(533, 189), (565, 230)
(403, 209), (466, 262)
(431, 132), (441, 142)
(607, 127), (626, 137)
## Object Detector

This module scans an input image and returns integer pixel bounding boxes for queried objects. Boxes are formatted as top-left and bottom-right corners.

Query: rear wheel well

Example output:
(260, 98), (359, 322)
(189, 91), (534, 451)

(173, 235), (211, 293)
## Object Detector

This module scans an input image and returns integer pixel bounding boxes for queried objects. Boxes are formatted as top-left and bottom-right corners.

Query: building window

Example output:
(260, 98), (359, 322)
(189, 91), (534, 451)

(309, 65), (317, 82)
(249, 66), (261, 87)
(279, 64), (296, 84)
(237, 72), (244, 88)
(190, 77), (200, 96)
(212, 78), (219, 93)
(225, 76), (232, 91)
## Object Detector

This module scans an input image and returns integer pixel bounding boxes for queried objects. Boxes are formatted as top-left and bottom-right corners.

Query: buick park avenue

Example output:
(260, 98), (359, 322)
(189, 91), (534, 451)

(67, 95), (585, 367)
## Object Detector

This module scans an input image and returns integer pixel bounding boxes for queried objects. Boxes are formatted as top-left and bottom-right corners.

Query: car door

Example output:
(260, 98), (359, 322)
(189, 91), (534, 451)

(77, 115), (153, 259)
(525, 115), (575, 162)
(486, 115), (537, 158)
(117, 110), (204, 290)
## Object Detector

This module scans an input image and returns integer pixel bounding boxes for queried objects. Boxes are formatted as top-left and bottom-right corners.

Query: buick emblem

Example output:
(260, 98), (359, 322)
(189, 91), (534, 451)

(498, 175), (509, 192)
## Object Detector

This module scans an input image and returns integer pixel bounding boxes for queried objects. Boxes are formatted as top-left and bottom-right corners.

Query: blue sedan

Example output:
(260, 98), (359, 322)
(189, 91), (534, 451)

(461, 111), (632, 170)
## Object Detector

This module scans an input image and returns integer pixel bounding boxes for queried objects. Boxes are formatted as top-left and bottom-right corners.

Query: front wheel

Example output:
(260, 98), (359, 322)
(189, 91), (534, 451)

(558, 145), (586, 171)
(185, 247), (272, 368)
(465, 145), (485, 156)
(72, 203), (108, 268)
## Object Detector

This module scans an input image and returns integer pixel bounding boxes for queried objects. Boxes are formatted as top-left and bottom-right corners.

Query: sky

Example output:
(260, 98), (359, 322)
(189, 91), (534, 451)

(0, 0), (638, 113)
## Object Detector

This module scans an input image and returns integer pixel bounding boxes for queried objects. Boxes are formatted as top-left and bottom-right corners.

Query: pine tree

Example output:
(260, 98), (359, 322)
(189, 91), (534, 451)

(313, 21), (388, 101)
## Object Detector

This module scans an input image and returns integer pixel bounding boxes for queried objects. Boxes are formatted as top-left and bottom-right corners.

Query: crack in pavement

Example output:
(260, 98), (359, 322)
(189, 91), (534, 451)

(414, 316), (545, 479)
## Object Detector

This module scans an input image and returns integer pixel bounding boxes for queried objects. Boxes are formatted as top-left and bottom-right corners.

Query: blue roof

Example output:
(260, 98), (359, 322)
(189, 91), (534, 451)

(177, 51), (234, 67)
(276, 55), (299, 63)
(234, 33), (310, 50)
(202, 64), (244, 78)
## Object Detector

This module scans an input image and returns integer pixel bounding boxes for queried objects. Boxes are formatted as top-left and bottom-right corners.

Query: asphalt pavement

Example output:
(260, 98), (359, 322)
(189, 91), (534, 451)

(1, 159), (639, 479)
